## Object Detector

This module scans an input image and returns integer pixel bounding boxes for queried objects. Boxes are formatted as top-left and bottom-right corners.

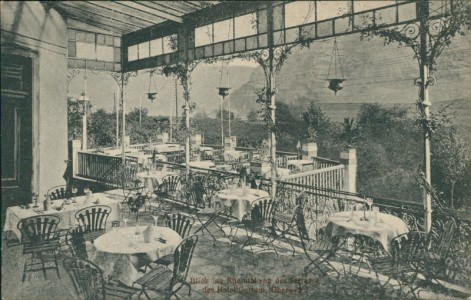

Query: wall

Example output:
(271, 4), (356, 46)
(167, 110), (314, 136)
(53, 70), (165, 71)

(1, 1), (68, 198)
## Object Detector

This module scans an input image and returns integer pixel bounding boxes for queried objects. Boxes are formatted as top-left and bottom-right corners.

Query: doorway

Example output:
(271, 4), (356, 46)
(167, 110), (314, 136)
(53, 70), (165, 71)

(1, 54), (33, 209)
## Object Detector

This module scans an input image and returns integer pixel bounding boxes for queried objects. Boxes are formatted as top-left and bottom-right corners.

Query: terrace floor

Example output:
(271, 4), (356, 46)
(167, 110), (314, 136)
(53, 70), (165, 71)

(1, 191), (466, 300)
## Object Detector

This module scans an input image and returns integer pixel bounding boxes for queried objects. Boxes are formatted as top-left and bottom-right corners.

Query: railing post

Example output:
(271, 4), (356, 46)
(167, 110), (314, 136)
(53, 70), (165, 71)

(71, 139), (81, 178)
(340, 148), (357, 193)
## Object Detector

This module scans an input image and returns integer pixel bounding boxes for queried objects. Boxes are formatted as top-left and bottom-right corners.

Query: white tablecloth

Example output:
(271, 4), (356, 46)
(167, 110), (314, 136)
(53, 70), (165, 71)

(136, 171), (176, 191)
(90, 226), (181, 285)
(325, 211), (409, 253)
(217, 188), (270, 221)
(3, 193), (122, 240)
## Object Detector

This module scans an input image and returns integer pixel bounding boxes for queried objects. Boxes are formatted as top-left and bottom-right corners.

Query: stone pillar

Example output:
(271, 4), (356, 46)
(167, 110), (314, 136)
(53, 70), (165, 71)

(302, 142), (318, 160)
(340, 148), (357, 193)
(224, 136), (237, 151)
(191, 134), (202, 148)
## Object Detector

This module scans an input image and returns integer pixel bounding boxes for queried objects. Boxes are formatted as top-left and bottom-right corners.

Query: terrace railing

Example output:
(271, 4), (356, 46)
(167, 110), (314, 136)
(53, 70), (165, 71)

(76, 151), (137, 187)
(283, 165), (344, 190)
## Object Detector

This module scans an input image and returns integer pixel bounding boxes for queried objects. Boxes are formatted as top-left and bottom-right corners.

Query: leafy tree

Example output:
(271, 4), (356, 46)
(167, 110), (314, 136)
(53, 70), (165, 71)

(88, 109), (115, 148)
(432, 127), (471, 208)
(67, 97), (83, 140)
(353, 104), (423, 201)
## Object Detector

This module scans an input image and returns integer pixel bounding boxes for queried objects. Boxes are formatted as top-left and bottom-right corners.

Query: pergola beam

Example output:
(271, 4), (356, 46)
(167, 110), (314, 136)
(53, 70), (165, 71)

(116, 1), (183, 23)
(85, 1), (157, 27)
(60, 3), (143, 33)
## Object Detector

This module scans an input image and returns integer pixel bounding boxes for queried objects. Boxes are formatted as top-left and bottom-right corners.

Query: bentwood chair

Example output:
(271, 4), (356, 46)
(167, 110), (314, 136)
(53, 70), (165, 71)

(65, 225), (88, 259)
(369, 231), (429, 297)
(134, 235), (199, 300)
(18, 215), (61, 282)
(150, 213), (195, 267)
(296, 207), (344, 288)
(47, 185), (73, 200)
(420, 219), (457, 291)
(63, 257), (140, 300)
(242, 198), (279, 256)
(75, 205), (111, 243)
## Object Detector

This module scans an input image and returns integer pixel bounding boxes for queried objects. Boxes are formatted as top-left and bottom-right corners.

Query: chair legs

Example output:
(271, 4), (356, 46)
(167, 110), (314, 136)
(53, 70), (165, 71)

(22, 249), (60, 282)
(195, 211), (226, 244)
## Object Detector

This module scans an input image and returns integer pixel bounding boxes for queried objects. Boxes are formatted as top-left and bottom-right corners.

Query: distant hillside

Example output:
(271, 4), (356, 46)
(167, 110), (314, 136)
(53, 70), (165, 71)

(230, 32), (470, 119)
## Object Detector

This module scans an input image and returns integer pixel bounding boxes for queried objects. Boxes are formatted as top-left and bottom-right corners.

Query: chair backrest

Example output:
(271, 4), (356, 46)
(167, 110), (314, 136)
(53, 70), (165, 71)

(65, 226), (88, 259)
(251, 198), (278, 223)
(164, 213), (194, 239)
(75, 205), (111, 234)
(161, 175), (182, 193)
(63, 257), (106, 300)
(434, 219), (456, 259)
(47, 185), (71, 200)
(17, 215), (61, 244)
(186, 182), (206, 208)
(172, 235), (198, 285)
(391, 231), (428, 266)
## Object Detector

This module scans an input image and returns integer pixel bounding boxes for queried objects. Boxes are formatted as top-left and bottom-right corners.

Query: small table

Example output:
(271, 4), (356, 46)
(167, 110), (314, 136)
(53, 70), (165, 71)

(136, 170), (176, 192)
(3, 193), (121, 241)
(217, 188), (270, 221)
(90, 226), (181, 285)
(324, 211), (409, 253)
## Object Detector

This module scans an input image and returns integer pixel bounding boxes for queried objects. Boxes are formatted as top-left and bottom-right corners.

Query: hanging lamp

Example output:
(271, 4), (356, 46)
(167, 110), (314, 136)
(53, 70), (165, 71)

(326, 39), (346, 94)
(217, 61), (231, 97)
(217, 61), (231, 145)
(147, 71), (158, 102)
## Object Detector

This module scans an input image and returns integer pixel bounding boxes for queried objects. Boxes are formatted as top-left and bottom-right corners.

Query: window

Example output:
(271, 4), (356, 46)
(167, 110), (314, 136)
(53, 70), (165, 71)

(213, 19), (233, 43)
(317, 1), (351, 21)
(96, 45), (114, 62)
(150, 38), (163, 56)
(138, 41), (150, 59)
(234, 13), (257, 38)
(128, 45), (138, 61)
(354, 1), (397, 13)
(76, 42), (96, 60)
(285, 1), (315, 28)
(195, 25), (213, 46)
(163, 35), (177, 54)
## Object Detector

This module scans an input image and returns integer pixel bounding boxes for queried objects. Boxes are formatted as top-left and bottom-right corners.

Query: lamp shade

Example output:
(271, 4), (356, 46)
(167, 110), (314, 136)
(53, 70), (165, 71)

(217, 87), (230, 97)
(78, 92), (90, 102)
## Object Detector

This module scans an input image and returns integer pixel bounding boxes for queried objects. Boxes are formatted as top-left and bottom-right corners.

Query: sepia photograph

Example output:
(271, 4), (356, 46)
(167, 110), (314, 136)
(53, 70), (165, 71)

(1, 1), (470, 299)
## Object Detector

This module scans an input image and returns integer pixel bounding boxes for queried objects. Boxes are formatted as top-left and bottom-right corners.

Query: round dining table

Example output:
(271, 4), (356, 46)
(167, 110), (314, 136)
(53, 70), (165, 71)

(89, 226), (182, 285)
(136, 170), (176, 192)
(324, 210), (409, 253)
(217, 188), (270, 221)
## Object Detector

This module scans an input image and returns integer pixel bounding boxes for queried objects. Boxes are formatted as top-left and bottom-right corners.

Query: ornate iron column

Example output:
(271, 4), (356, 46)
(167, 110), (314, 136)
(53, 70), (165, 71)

(110, 71), (138, 166)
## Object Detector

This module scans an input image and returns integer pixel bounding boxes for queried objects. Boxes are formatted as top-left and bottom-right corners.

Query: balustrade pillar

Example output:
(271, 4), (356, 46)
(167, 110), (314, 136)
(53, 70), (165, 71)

(340, 148), (357, 193)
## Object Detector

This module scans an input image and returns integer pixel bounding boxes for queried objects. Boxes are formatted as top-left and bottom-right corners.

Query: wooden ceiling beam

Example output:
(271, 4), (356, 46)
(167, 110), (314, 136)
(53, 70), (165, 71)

(67, 19), (121, 36)
(82, 1), (155, 27)
(86, 1), (166, 26)
(143, 2), (190, 15)
(59, 6), (141, 34)
(116, 1), (183, 23)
